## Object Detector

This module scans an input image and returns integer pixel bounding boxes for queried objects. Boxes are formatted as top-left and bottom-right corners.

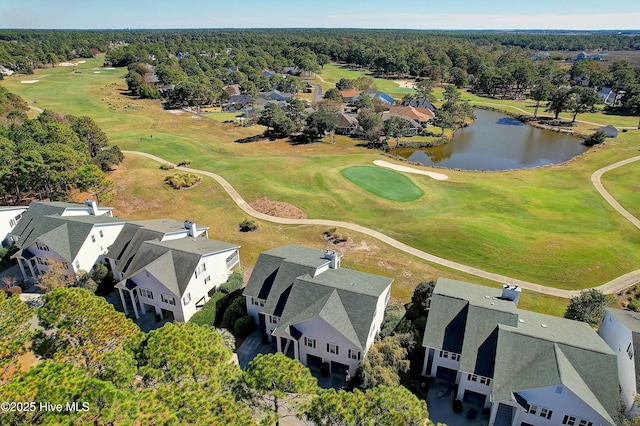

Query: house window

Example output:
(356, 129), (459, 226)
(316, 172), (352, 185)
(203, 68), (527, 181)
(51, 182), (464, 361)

(9, 218), (16, 227)
(563, 416), (576, 426)
(578, 420), (593, 426)
(99, 230), (104, 238)
(451, 353), (460, 361)
(183, 293), (191, 306)
(74, 260), (80, 269)
(161, 294), (176, 306)
(195, 262), (206, 278)
(440, 350), (449, 359)
(204, 275), (211, 284)
(628, 343), (633, 360)
(304, 337), (316, 348)
(528, 405), (538, 415)
(270, 316), (278, 324)
(140, 288), (153, 299)
(35, 241), (49, 251)
(539, 408), (553, 420)
(327, 343), (339, 355)
(479, 376), (491, 386)
(468, 374), (478, 382)
(348, 349), (361, 360)
(252, 298), (264, 307)
(91, 235), (96, 243)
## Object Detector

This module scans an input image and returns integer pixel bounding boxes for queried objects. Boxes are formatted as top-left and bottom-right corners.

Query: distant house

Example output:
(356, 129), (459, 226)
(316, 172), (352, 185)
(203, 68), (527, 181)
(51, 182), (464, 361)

(382, 106), (434, 135)
(531, 52), (551, 61)
(258, 90), (293, 102)
(366, 90), (394, 105)
(115, 237), (240, 322)
(575, 52), (603, 61)
(224, 94), (254, 111)
(243, 245), (392, 375)
(10, 201), (125, 282)
(283, 66), (302, 76)
(423, 278), (619, 426)
(339, 89), (362, 103)
(0, 66), (14, 76)
(224, 84), (241, 96)
(0, 206), (27, 247)
(334, 112), (359, 135)
(600, 125), (619, 138)
(598, 308), (640, 418)
(262, 70), (275, 77)
(404, 97), (437, 113)
(106, 219), (209, 282)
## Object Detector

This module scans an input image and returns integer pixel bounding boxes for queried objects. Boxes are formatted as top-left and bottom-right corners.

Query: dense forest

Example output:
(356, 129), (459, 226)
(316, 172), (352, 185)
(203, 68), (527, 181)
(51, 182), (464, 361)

(0, 87), (122, 204)
(1, 29), (640, 115)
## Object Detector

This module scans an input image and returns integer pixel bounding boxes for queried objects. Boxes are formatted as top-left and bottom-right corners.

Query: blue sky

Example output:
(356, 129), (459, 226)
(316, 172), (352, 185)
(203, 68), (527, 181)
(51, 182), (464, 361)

(0, 0), (639, 30)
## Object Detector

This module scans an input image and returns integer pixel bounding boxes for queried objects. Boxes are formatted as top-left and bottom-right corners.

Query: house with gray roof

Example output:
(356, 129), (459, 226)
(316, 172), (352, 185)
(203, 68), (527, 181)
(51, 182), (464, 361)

(115, 236), (239, 322)
(106, 219), (209, 281)
(423, 278), (618, 426)
(599, 308), (640, 418)
(244, 245), (392, 375)
(9, 201), (124, 282)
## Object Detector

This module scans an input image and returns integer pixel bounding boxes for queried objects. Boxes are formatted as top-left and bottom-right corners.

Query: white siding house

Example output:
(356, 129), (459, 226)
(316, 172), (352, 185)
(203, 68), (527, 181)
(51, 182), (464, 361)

(422, 278), (619, 426)
(598, 308), (640, 418)
(0, 206), (27, 247)
(115, 237), (239, 322)
(243, 245), (392, 375)
(9, 201), (126, 282)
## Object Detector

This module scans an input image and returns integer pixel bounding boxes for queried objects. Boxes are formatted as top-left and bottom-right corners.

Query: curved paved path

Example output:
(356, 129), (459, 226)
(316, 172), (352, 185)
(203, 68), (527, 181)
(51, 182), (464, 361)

(124, 150), (640, 298)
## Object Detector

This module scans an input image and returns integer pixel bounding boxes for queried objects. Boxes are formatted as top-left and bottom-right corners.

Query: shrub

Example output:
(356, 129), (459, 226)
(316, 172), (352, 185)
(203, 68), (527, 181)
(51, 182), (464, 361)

(160, 163), (174, 170)
(189, 292), (225, 326)
(222, 295), (247, 327)
(379, 300), (406, 338)
(629, 301), (640, 312)
(164, 172), (201, 189)
(234, 315), (255, 338)
(584, 129), (606, 147)
(238, 218), (257, 232)
(177, 159), (192, 167)
(219, 268), (244, 294)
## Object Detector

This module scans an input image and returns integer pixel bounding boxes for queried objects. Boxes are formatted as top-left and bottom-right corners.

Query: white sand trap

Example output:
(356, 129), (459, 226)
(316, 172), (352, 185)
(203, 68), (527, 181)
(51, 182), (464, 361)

(93, 71), (101, 74)
(394, 80), (416, 89)
(374, 160), (448, 181)
(21, 80), (39, 84)
(58, 62), (78, 67)
(166, 109), (184, 115)
(78, 60), (86, 63)
(103, 67), (115, 70)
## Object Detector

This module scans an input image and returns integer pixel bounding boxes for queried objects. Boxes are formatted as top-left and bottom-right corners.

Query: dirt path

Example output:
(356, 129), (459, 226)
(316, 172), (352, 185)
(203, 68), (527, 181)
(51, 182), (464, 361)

(373, 160), (448, 180)
(123, 151), (640, 298)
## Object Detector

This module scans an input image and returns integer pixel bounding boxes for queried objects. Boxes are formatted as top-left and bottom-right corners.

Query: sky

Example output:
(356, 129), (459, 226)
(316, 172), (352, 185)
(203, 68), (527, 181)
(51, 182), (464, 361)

(0, 0), (639, 30)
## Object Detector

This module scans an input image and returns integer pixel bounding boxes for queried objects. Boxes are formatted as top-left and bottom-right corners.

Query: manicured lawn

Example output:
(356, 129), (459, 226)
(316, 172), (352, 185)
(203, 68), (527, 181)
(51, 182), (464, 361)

(317, 63), (415, 99)
(3, 57), (640, 292)
(341, 166), (424, 202)
(602, 158), (640, 218)
(202, 112), (242, 122)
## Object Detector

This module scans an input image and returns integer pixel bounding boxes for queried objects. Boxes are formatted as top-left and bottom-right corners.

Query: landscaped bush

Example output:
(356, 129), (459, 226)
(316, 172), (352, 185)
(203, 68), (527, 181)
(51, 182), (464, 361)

(583, 129), (606, 147)
(219, 267), (244, 294)
(323, 227), (347, 243)
(189, 292), (225, 326)
(222, 294), (247, 327)
(379, 300), (406, 338)
(233, 315), (255, 338)
(159, 163), (174, 170)
(164, 172), (201, 189)
(177, 159), (192, 167)
(238, 218), (257, 232)
(628, 301), (640, 312)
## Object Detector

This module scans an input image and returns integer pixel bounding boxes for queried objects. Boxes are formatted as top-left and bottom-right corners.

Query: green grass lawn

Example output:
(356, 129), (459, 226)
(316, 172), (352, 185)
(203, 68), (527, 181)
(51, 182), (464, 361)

(317, 63), (415, 99)
(2, 57), (640, 293)
(202, 112), (242, 122)
(341, 166), (424, 202)
(601, 159), (640, 218)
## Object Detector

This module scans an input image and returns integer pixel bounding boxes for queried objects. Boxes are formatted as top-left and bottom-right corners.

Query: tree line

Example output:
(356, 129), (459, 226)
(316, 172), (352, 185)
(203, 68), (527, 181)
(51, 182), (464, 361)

(0, 90), (122, 203)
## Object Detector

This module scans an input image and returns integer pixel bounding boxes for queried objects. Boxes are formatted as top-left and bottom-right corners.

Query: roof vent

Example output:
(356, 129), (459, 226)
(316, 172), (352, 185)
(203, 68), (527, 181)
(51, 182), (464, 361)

(541, 323), (548, 328)
(518, 319), (525, 323)
(485, 295), (490, 299)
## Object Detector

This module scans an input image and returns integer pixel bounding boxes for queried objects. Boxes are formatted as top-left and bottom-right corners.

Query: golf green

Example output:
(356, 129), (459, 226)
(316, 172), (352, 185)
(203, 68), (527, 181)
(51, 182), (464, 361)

(341, 166), (424, 202)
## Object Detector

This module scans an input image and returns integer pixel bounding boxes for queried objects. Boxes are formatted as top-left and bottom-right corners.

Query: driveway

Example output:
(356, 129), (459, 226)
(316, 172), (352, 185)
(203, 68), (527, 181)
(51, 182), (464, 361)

(426, 379), (489, 426)
(236, 329), (276, 368)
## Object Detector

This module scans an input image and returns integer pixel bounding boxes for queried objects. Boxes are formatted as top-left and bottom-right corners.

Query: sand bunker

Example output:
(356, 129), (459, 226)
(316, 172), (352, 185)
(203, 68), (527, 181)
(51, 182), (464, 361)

(21, 80), (39, 84)
(93, 71), (101, 74)
(394, 80), (416, 89)
(78, 60), (86, 64)
(374, 160), (448, 181)
(166, 110), (184, 115)
(59, 62), (78, 67)
(103, 67), (115, 70)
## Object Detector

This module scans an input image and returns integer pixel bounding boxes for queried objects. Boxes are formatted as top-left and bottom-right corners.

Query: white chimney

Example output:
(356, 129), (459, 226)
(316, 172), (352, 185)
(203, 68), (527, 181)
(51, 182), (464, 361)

(323, 250), (341, 269)
(184, 220), (197, 237)
(85, 199), (98, 216)
(501, 284), (521, 305)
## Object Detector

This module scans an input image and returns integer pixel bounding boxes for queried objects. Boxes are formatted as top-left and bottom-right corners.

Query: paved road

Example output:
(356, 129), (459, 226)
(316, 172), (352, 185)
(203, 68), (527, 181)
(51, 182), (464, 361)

(306, 81), (323, 103)
(123, 151), (640, 298)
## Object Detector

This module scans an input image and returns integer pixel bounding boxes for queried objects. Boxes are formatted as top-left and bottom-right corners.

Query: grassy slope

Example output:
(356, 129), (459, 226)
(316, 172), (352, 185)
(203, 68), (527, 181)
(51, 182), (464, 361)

(314, 63), (414, 98)
(2, 58), (638, 313)
(602, 160), (640, 218)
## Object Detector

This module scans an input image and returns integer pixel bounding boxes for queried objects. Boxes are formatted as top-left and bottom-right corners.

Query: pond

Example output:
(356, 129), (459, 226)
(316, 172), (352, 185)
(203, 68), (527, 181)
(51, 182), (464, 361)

(396, 109), (588, 171)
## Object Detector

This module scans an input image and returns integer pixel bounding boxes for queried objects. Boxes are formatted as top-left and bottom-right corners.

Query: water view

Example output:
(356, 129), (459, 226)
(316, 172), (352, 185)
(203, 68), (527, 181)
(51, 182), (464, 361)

(400, 109), (588, 171)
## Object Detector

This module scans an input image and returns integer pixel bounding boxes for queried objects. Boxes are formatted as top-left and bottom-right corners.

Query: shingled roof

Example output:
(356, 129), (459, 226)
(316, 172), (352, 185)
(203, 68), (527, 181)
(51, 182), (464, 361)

(273, 268), (392, 349)
(123, 237), (238, 297)
(13, 214), (124, 263)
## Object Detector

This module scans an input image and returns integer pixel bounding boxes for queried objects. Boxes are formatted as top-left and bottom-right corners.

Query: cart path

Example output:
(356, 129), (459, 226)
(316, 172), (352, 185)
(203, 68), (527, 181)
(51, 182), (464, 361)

(123, 151), (640, 298)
